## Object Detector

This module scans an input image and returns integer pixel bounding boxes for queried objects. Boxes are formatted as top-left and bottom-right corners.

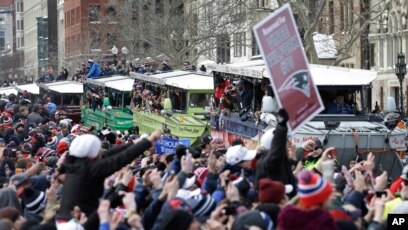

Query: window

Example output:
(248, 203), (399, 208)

(232, 2), (245, 22)
(258, 0), (266, 8)
(17, 20), (20, 30)
(90, 31), (101, 49)
(66, 11), (71, 27)
(76, 7), (80, 24)
(89, 5), (100, 22)
(107, 33), (116, 47)
(189, 93), (211, 107)
(329, 1), (334, 34)
(370, 43), (375, 67)
(340, 2), (345, 30)
(0, 31), (5, 50)
(0, 17), (5, 24)
(21, 37), (24, 47)
(107, 5), (117, 22)
(233, 32), (246, 57)
(71, 9), (75, 25)
(251, 31), (260, 56)
(216, 34), (230, 64)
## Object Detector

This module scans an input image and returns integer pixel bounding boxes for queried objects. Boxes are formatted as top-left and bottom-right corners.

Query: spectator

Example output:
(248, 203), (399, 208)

(86, 59), (101, 79)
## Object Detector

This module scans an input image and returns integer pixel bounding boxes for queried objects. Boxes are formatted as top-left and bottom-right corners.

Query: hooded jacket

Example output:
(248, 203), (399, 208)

(57, 139), (152, 221)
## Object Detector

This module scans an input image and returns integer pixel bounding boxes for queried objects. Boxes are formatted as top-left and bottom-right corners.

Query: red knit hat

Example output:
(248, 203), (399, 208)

(297, 171), (332, 208)
(56, 141), (69, 155)
(258, 179), (285, 204)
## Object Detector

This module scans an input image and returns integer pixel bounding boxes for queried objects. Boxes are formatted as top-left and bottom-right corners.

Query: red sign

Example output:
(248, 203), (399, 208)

(253, 4), (324, 134)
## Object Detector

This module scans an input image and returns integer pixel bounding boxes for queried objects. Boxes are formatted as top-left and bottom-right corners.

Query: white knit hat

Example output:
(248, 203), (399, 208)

(69, 134), (101, 159)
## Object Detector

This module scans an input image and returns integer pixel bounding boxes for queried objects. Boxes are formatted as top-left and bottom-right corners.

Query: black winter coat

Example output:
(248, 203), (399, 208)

(255, 123), (297, 197)
(57, 139), (152, 220)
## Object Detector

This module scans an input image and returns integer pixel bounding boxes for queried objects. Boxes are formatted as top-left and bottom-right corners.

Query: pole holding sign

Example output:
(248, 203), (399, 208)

(253, 4), (324, 134)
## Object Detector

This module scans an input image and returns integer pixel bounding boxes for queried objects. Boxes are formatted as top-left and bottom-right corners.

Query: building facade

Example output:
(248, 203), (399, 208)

(196, 0), (367, 69)
(369, 0), (408, 112)
(23, 0), (57, 80)
(64, 0), (120, 72)
(0, 0), (25, 83)
(0, 0), (13, 55)
(57, 0), (65, 68)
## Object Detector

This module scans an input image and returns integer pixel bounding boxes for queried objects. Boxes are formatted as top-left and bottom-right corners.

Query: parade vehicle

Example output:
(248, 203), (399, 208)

(15, 83), (40, 103)
(207, 59), (407, 179)
(130, 71), (213, 144)
(38, 81), (83, 123)
(82, 75), (134, 131)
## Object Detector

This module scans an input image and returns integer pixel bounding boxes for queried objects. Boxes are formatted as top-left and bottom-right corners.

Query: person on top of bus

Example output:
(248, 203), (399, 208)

(214, 76), (230, 107)
(101, 63), (114, 76)
(220, 86), (238, 112)
(236, 79), (254, 111)
(86, 58), (101, 79)
(327, 93), (354, 114)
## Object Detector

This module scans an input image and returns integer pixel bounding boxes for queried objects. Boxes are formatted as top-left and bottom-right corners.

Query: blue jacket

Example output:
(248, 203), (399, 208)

(87, 62), (101, 78)
(327, 102), (353, 114)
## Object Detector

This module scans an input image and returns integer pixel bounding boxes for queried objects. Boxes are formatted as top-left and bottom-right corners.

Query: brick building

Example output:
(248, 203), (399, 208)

(64, 0), (120, 72)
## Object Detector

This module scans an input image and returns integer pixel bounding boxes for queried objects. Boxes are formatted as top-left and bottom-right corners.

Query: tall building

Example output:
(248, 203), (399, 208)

(369, 0), (408, 111)
(0, 0), (13, 55)
(57, 0), (65, 69)
(15, 0), (23, 51)
(23, 0), (57, 80)
(0, 0), (24, 82)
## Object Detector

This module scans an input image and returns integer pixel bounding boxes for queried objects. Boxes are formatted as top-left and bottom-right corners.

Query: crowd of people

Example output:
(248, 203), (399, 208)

(0, 96), (406, 230)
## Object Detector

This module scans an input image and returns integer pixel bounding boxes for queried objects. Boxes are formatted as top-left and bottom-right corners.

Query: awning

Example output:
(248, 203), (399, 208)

(86, 76), (134, 91)
(40, 81), (83, 94)
(15, 83), (40, 95)
(0, 87), (18, 96)
(208, 60), (378, 86)
(164, 74), (214, 90)
(104, 78), (135, 91)
(130, 71), (191, 85)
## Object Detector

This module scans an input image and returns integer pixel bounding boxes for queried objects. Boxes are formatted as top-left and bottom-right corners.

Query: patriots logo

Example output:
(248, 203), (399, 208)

(278, 70), (311, 98)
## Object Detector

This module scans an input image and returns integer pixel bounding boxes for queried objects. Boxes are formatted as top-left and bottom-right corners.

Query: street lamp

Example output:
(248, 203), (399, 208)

(121, 46), (129, 66)
(111, 45), (118, 65)
(395, 52), (406, 116)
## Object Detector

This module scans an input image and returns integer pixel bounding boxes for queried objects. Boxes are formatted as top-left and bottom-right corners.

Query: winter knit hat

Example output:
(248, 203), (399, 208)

(0, 207), (20, 222)
(21, 143), (33, 154)
(232, 210), (273, 230)
(194, 167), (209, 187)
(56, 141), (69, 155)
(297, 171), (332, 208)
(3, 117), (13, 126)
(258, 178), (293, 204)
(21, 188), (47, 215)
(48, 121), (57, 129)
(24, 136), (31, 143)
(187, 194), (217, 218)
(69, 134), (101, 159)
(46, 136), (58, 150)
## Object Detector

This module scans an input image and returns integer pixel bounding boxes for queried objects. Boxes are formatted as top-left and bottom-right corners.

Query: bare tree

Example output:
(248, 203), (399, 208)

(115, 0), (262, 67)
(276, 0), (389, 66)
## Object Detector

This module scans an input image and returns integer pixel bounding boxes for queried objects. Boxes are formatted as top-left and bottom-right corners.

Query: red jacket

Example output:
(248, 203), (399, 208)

(390, 177), (406, 195)
(214, 81), (230, 103)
